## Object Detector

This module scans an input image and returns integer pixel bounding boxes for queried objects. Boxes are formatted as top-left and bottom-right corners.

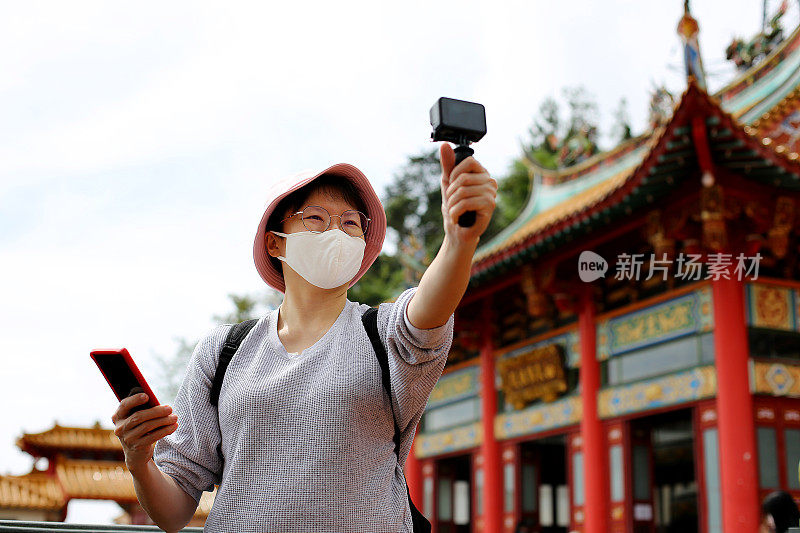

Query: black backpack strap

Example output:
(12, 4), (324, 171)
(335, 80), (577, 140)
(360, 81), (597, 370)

(210, 319), (259, 407)
(210, 318), (259, 462)
(361, 307), (431, 533)
(361, 307), (402, 458)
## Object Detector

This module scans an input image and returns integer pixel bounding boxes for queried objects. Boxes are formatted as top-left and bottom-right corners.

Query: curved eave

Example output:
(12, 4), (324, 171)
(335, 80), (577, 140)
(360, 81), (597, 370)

(707, 74), (800, 185)
(476, 135), (655, 261)
(731, 45), (800, 123)
(525, 133), (652, 182)
(475, 138), (657, 262)
(750, 86), (800, 133)
(471, 81), (692, 270)
(470, 81), (800, 282)
(728, 115), (800, 187)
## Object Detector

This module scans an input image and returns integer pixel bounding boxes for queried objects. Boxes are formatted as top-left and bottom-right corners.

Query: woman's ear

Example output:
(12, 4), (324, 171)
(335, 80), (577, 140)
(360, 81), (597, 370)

(266, 231), (284, 258)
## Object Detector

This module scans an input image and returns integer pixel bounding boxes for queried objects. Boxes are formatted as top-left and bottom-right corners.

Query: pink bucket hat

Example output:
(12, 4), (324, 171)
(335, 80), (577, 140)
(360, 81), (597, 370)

(253, 163), (387, 293)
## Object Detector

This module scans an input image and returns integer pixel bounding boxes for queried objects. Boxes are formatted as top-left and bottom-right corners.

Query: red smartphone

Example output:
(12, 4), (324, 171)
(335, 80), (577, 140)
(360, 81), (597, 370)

(90, 348), (160, 413)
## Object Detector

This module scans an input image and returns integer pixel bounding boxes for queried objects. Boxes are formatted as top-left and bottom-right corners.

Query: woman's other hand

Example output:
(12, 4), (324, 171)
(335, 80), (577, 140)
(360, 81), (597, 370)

(111, 393), (178, 474)
(439, 142), (497, 245)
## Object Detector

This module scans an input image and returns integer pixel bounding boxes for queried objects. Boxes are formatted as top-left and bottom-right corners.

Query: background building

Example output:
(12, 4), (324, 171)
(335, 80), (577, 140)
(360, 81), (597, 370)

(406, 4), (800, 533)
(0, 423), (213, 526)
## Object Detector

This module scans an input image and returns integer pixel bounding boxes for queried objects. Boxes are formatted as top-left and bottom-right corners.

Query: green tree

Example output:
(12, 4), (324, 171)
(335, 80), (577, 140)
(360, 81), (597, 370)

(525, 86), (601, 169)
(383, 148), (444, 260)
(350, 148), (445, 306)
(483, 158), (531, 242)
(562, 86), (599, 139)
(612, 97), (633, 143)
(349, 253), (405, 306)
(152, 337), (195, 405)
(212, 291), (281, 324)
(528, 97), (561, 169)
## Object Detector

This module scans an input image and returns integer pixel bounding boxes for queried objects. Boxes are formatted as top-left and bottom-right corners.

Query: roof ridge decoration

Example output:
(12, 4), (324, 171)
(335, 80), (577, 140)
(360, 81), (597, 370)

(17, 422), (122, 457)
(525, 6), (800, 179)
(717, 5), (800, 101)
(525, 134), (652, 180)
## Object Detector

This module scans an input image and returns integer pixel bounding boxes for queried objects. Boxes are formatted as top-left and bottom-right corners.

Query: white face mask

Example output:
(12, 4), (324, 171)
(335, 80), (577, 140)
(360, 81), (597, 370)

(271, 229), (366, 289)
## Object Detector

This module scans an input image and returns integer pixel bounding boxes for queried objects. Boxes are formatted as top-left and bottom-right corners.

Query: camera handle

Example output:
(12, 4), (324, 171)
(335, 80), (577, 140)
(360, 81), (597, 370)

(454, 145), (476, 227)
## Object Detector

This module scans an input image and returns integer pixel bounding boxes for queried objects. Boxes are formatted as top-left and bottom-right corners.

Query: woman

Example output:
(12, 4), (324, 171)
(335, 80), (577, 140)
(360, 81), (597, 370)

(111, 143), (496, 532)
(761, 490), (800, 533)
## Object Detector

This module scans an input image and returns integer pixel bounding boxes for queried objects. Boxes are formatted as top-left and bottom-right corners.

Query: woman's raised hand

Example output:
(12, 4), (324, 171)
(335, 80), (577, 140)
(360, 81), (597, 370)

(439, 143), (497, 245)
(111, 394), (178, 473)
(405, 143), (497, 328)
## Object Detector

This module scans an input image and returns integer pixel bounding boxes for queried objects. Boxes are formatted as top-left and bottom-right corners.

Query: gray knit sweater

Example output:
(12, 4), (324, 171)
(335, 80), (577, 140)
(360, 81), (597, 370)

(153, 287), (453, 532)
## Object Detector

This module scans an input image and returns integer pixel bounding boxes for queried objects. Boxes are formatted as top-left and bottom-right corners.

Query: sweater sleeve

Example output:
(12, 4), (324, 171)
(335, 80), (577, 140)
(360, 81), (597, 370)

(153, 325), (228, 504)
(377, 287), (454, 438)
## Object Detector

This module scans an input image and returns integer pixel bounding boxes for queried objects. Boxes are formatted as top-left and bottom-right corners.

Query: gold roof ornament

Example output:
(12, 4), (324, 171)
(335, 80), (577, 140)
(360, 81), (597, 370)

(677, 0), (707, 90)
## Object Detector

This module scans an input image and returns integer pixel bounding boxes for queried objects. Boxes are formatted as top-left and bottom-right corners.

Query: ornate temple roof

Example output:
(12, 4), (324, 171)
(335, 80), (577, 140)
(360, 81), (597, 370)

(4, 423), (214, 520)
(16, 422), (122, 458)
(471, 21), (800, 284)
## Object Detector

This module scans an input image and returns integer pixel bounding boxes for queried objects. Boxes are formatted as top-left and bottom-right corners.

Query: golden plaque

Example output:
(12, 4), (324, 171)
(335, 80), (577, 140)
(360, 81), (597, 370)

(497, 344), (568, 409)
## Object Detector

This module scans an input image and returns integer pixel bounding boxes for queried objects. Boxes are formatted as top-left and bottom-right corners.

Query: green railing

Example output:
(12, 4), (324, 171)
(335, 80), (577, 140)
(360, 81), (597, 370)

(0, 521), (202, 532)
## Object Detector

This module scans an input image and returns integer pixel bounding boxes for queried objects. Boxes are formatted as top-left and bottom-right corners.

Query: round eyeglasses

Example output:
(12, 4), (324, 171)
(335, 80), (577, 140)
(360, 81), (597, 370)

(280, 205), (370, 237)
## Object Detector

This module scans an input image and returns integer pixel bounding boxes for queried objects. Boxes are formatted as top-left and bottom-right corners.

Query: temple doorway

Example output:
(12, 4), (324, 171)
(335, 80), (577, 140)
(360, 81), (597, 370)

(630, 409), (698, 533)
(517, 435), (569, 533)
(435, 454), (472, 533)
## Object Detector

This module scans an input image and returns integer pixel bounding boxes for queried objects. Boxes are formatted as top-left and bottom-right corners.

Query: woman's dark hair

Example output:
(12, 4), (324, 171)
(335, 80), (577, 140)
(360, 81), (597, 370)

(265, 174), (369, 275)
(763, 490), (800, 533)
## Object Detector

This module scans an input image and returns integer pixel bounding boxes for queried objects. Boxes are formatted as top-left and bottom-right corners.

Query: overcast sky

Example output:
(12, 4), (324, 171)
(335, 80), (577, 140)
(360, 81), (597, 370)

(0, 0), (779, 524)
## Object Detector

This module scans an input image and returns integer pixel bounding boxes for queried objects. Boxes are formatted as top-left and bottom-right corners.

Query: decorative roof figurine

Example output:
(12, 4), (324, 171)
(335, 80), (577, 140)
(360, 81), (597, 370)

(726, 0), (788, 71)
(648, 84), (676, 129)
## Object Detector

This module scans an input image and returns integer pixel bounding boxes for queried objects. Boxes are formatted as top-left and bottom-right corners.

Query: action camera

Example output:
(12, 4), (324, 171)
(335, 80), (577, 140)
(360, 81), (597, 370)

(430, 97), (487, 227)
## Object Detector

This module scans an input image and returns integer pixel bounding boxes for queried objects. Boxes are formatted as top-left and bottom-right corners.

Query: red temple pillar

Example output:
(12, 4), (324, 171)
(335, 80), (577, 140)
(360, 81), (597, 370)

(405, 428), (423, 504)
(713, 275), (759, 530)
(578, 288), (609, 532)
(479, 302), (502, 533)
